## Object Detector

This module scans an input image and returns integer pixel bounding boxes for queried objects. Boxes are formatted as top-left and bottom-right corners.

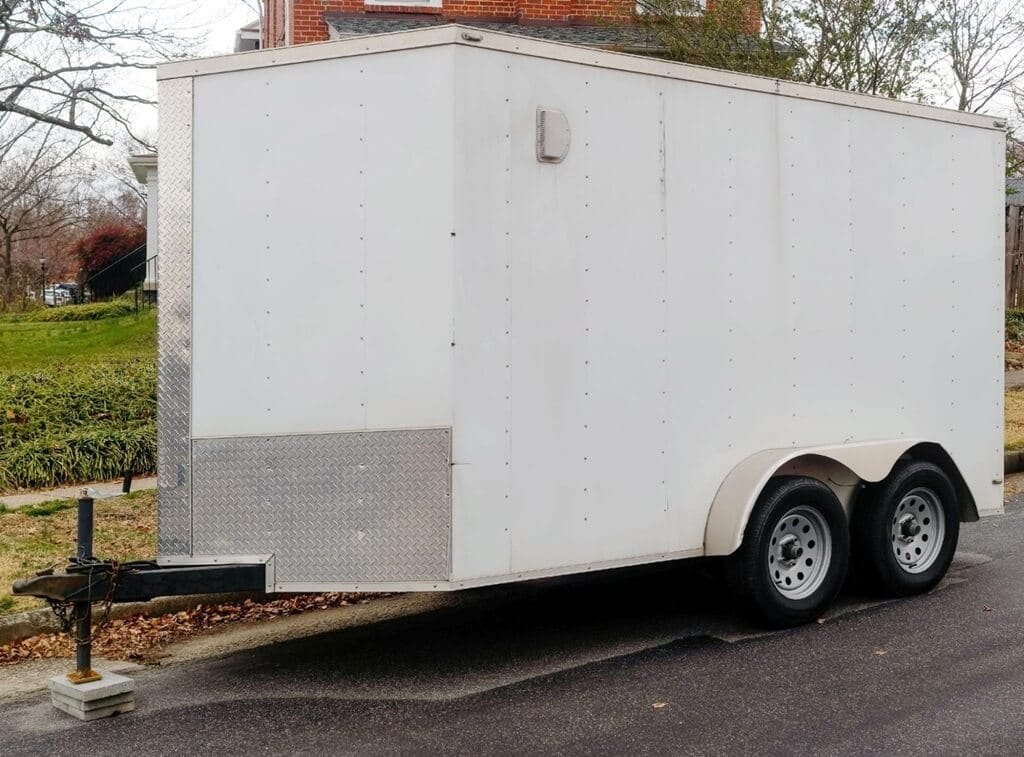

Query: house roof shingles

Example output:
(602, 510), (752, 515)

(323, 12), (662, 50)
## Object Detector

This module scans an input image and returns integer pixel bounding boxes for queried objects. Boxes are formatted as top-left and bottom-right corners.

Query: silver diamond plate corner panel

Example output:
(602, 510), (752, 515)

(191, 428), (451, 582)
(156, 77), (194, 556)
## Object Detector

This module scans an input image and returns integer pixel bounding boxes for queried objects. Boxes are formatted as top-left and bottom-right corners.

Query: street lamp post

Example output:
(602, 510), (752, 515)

(39, 258), (46, 305)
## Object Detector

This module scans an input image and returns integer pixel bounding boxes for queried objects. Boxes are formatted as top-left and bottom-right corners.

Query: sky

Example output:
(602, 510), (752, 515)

(118, 1), (1020, 149)
(126, 1), (259, 140)
(199, 1), (262, 57)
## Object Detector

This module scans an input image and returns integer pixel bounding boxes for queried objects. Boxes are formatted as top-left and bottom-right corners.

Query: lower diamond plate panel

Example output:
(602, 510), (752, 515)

(190, 428), (451, 582)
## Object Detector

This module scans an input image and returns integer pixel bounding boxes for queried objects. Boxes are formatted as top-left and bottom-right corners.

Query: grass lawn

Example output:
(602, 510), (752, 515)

(0, 309), (157, 492)
(0, 490), (156, 615)
(0, 310), (155, 370)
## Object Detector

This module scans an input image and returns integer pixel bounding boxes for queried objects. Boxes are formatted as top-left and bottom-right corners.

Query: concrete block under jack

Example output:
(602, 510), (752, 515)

(48, 671), (135, 722)
(51, 689), (135, 712)
(51, 696), (136, 721)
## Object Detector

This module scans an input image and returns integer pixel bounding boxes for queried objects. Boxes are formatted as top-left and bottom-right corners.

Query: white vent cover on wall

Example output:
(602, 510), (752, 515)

(536, 107), (570, 163)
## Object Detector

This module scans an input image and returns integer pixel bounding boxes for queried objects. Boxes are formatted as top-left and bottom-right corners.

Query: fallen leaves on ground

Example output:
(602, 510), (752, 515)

(0, 592), (384, 667)
(1005, 472), (1024, 497)
(1008, 341), (1024, 371)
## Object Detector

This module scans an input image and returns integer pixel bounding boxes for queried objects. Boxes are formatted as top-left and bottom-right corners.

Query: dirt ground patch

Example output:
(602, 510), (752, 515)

(1007, 389), (1024, 452)
(0, 490), (155, 615)
(1005, 471), (1024, 497)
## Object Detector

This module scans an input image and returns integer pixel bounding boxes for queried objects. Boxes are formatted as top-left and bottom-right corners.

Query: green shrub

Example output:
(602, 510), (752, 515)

(0, 423), (156, 492)
(0, 359), (156, 492)
(1009, 309), (1024, 343)
(0, 300), (136, 323)
(27, 301), (136, 322)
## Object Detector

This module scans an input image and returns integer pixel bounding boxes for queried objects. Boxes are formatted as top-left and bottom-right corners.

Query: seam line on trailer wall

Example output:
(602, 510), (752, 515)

(504, 58), (513, 574)
(359, 62), (368, 429)
(658, 89), (670, 523)
(449, 45), (456, 582)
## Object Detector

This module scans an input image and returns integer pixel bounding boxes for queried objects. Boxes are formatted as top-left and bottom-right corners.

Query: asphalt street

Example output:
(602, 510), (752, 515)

(5, 495), (1024, 756)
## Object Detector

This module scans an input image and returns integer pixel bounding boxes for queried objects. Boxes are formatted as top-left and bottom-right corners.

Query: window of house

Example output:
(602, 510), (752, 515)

(364, 0), (443, 8)
(635, 0), (708, 14)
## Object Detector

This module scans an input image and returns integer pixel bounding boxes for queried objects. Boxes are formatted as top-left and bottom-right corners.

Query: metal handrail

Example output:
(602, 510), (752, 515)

(129, 254), (158, 274)
(83, 243), (148, 284)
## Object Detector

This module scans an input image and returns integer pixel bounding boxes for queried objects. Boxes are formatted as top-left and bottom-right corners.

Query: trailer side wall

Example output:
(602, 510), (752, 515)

(450, 46), (1004, 583)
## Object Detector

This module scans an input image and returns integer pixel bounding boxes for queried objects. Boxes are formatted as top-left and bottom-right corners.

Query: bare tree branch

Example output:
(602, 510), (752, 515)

(0, 117), (89, 303)
(0, 0), (197, 145)
(936, 0), (1024, 112)
(788, 0), (936, 99)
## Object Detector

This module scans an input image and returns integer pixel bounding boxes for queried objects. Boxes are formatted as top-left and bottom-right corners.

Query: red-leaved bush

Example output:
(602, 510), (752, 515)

(71, 223), (146, 275)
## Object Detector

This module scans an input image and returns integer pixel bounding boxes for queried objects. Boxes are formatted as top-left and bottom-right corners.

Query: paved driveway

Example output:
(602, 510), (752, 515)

(5, 497), (1024, 756)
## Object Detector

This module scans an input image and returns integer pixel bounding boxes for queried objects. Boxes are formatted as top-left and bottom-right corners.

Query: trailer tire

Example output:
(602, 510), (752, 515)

(730, 476), (849, 628)
(851, 461), (959, 597)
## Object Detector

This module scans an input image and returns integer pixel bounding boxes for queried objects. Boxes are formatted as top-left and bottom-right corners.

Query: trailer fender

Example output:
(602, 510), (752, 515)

(704, 439), (924, 557)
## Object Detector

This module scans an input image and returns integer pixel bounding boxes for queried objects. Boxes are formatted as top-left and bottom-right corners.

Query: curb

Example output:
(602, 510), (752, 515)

(1006, 451), (1024, 475)
(0, 592), (268, 648)
(0, 476), (157, 510)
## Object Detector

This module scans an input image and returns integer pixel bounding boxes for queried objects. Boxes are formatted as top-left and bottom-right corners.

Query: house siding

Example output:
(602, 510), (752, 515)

(265, 0), (760, 48)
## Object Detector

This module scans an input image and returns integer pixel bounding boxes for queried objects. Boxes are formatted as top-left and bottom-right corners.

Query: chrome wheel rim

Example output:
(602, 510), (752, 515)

(891, 487), (945, 574)
(768, 505), (832, 600)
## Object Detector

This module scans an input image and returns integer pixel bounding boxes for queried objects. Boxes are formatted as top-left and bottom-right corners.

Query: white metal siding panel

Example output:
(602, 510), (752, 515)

(450, 51), (515, 579)
(191, 47), (454, 439)
(451, 49), (672, 580)
(662, 90), (1004, 546)
(661, 81), (786, 552)
(361, 52), (455, 430)
(451, 46), (1002, 581)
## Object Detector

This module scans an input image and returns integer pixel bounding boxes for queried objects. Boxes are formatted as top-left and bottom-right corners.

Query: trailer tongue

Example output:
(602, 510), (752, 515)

(13, 561), (266, 605)
(12, 491), (267, 683)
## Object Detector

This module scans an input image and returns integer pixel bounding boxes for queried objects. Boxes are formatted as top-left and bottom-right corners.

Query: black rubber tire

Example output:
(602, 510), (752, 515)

(851, 461), (959, 597)
(730, 476), (849, 628)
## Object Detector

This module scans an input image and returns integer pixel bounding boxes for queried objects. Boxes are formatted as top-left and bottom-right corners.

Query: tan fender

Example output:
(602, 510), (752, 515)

(704, 439), (923, 556)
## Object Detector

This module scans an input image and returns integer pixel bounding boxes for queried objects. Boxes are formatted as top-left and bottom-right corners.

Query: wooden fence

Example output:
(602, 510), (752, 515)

(1008, 202), (1024, 309)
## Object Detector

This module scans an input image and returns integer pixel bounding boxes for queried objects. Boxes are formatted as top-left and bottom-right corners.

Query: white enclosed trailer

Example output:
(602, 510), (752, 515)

(151, 25), (1005, 625)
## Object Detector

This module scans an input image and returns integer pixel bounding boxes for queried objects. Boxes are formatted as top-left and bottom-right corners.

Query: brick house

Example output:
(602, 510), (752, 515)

(261, 0), (761, 51)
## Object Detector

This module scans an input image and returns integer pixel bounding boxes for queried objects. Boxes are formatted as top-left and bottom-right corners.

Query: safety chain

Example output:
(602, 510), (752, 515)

(48, 599), (76, 634)
(46, 559), (123, 639)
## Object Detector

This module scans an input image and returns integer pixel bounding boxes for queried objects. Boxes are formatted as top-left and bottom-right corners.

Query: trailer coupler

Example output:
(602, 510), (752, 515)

(11, 490), (267, 686)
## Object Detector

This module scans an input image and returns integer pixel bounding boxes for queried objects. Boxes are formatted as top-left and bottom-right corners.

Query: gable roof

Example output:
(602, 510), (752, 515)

(323, 12), (662, 51)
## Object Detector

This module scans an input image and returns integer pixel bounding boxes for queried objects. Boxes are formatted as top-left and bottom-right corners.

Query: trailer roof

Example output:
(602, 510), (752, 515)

(157, 24), (1002, 132)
